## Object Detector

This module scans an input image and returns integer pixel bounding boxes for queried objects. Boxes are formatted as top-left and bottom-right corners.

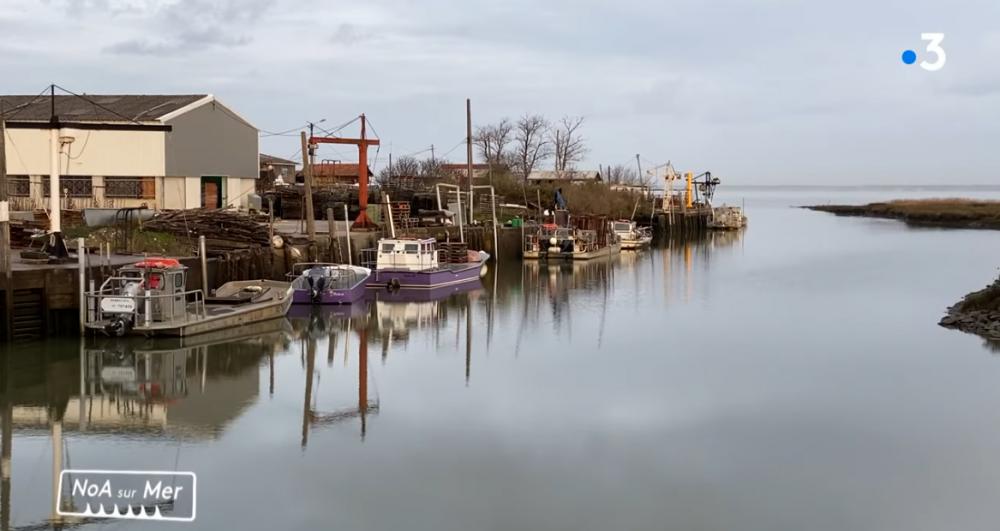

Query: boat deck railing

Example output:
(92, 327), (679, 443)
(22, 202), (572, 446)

(86, 287), (208, 327)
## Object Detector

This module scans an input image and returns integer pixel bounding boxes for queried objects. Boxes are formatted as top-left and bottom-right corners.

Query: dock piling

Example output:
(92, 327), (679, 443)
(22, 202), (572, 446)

(344, 204), (352, 266)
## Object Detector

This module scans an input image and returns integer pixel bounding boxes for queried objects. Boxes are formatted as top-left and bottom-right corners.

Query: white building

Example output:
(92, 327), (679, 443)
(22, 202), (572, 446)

(1, 94), (259, 211)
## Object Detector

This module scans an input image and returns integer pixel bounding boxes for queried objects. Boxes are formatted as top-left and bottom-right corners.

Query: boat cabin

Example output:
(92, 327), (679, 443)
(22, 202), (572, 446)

(376, 238), (439, 271)
(611, 220), (636, 235)
(95, 258), (189, 325)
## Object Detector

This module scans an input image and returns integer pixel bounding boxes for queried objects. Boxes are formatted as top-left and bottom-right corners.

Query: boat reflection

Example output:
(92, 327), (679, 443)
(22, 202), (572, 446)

(0, 319), (291, 528)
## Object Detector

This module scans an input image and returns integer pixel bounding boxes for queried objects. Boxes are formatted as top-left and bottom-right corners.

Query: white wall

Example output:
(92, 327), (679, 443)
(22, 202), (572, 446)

(3, 128), (166, 176)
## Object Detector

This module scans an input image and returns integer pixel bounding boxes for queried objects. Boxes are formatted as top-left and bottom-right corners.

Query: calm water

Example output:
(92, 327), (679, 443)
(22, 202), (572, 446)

(4, 187), (1000, 530)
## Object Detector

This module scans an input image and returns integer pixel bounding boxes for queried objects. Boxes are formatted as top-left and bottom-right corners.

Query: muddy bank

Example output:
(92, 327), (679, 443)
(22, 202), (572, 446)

(940, 276), (1000, 340)
(805, 199), (1000, 230)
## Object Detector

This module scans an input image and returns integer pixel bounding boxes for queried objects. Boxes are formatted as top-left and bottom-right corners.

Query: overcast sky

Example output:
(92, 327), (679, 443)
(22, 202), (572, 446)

(2, 0), (998, 184)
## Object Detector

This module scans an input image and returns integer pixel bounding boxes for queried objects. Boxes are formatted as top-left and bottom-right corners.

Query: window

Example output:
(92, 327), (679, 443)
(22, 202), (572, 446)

(106, 177), (155, 199)
(174, 273), (184, 289)
(43, 176), (92, 197)
(7, 176), (29, 197)
(381, 243), (395, 253)
(404, 244), (419, 254)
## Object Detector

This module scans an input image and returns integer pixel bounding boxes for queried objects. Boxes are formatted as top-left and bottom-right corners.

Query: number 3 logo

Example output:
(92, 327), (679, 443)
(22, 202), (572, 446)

(920, 33), (946, 71)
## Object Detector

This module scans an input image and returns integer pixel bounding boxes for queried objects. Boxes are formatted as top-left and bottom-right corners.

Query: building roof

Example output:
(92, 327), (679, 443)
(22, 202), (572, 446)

(0, 94), (208, 122)
(527, 170), (602, 181)
(439, 163), (492, 172)
(312, 162), (374, 178)
(260, 153), (297, 166)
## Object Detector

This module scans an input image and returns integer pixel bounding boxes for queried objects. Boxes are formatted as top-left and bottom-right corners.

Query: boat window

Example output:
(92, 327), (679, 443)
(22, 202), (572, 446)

(174, 273), (184, 289)
(614, 223), (630, 231)
(148, 273), (162, 290)
(404, 244), (419, 254)
(381, 243), (395, 253)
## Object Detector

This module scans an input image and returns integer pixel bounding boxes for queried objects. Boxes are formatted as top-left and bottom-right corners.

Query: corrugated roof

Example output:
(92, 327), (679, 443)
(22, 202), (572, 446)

(527, 170), (602, 181)
(0, 94), (207, 122)
(260, 153), (297, 166)
(312, 163), (373, 178)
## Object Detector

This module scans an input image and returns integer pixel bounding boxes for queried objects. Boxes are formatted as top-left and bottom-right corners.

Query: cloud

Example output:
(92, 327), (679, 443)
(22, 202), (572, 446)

(102, 0), (270, 55)
(106, 30), (251, 55)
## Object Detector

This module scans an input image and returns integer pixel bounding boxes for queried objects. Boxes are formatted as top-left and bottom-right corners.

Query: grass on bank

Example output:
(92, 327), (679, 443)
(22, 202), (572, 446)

(488, 172), (655, 221)
(62, 225), (191, 255)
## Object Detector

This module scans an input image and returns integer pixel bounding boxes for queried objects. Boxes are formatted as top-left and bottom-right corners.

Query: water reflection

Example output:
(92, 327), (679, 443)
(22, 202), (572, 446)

(0, 230), (755, 530)
(289, 304), (379, 445)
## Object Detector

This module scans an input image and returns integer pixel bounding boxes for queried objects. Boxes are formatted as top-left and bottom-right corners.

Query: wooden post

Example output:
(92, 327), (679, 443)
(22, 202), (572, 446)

(466, 99), (474, 227)
(299, 131), (316, 242)
(326, 207), (336, 262)
(199, 235), (208, 296)
(343, 204), (352, 266)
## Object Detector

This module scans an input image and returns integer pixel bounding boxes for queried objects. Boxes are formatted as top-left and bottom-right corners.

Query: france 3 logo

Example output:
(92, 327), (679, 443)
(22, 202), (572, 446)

(901, 33), (946, 71)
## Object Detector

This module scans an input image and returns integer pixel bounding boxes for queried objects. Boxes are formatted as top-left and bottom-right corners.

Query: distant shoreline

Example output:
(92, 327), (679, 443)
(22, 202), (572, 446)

(803, 199), (1000, 230)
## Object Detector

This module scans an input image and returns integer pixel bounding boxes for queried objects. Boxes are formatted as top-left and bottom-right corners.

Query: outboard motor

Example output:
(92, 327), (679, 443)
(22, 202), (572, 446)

(104, 315), (133, 337)
(306, 268), (327, 303)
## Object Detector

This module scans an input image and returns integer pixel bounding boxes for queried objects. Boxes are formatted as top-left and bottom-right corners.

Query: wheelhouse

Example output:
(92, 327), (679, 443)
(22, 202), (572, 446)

(375, 238), (439, 271)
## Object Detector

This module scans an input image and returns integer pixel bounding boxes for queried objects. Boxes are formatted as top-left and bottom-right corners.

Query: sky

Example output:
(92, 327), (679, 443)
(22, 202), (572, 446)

(1, 0), (999, 184)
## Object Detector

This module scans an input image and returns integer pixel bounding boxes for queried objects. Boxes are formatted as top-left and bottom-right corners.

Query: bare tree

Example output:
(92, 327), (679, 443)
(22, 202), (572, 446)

(551, 116), (587, 172)
(419, 157), (445, 179)
(605, 164), (638, 184)
(512, 114), (551, 181)
(376, 155), (420, 186)
(474, 118), (513, 168)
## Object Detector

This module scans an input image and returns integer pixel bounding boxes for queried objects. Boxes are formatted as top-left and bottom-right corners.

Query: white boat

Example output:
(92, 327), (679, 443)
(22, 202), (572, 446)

(85, 258), (293, 337)
(610, 220), (652, 250)
(364, 238), (489, 290)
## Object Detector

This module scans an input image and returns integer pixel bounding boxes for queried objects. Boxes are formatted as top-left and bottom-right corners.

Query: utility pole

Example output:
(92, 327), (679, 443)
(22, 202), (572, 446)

(46, 85), (68, 260)
(635, 154), (642, 187)
(430, 144), (435, 164)
(0, 100), (11, 342)
(299, 131), (316, 242)
(466, 99), (474, 226)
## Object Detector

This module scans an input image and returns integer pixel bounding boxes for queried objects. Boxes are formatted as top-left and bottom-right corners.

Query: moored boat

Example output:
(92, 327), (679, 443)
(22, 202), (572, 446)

(523, 214), (621, 260)
(708, 205), (748, 230)
(288, 263), (371, 305)
(610, 220), (652, 250)
(85, 258), (293, 337)
(364, 237), (489, 290)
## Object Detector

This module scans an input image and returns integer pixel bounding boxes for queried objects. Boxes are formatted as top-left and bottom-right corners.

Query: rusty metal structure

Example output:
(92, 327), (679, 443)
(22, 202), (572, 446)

(309, 114), (380, 229)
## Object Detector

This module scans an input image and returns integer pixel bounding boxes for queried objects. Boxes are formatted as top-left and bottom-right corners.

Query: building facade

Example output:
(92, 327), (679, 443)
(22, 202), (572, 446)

(1, 94), (259, 211)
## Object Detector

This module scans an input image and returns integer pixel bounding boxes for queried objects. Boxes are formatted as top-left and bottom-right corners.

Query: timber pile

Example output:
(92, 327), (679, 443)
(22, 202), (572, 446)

(10, 219), (47, 247)
(144, 209), (273, 250)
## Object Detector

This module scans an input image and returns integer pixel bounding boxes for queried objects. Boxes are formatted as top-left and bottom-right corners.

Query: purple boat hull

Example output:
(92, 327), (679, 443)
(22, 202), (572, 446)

(292, 279), (368, 305)
(368, 260), (485, 290)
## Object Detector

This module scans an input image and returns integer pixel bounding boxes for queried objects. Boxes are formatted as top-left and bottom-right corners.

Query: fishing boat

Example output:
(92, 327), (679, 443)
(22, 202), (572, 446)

(708, 205), (748, 230)
(288, 263), (371, 304)
(364, 237), (489, 290)
(523, 214), (621, 260)
(610, 220), (652, 250)
(85, 258), (293, 337)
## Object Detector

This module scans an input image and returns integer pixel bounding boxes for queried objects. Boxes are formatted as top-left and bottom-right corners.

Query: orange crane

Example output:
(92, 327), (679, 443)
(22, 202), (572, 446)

(309, 114), (380, 229)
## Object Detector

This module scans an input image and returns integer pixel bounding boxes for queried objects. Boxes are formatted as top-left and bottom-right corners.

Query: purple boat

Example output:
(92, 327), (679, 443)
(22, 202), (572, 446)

(289, 263), (372, 305)
(365, 237), (490, 290)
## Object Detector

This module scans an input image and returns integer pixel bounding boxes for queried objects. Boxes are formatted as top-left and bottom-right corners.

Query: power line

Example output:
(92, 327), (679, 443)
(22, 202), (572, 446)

(0, 85), (55, 120)
(53, 84), (144, 125)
